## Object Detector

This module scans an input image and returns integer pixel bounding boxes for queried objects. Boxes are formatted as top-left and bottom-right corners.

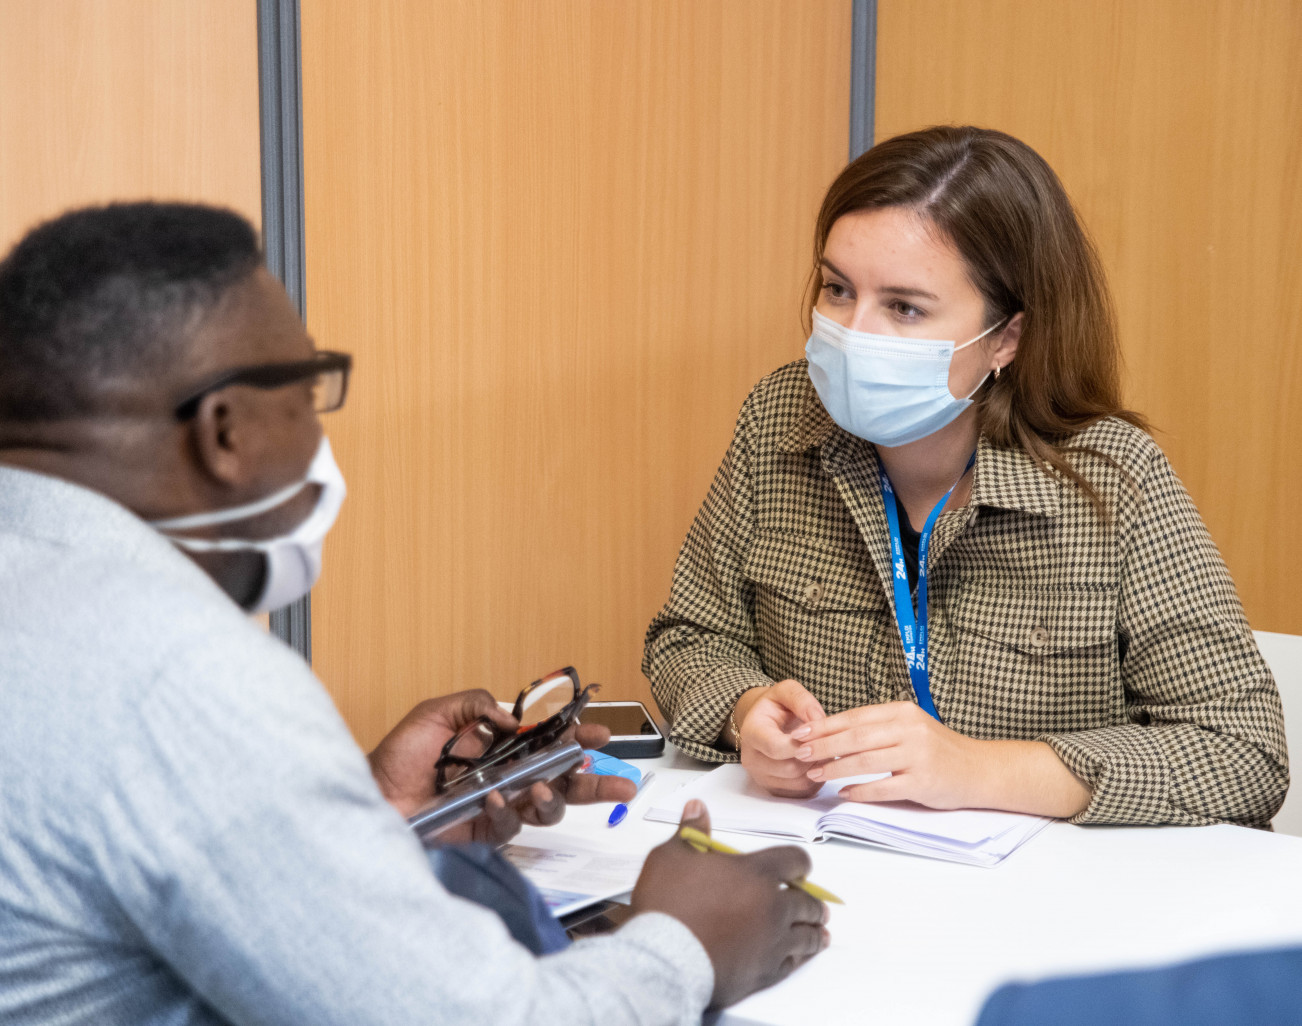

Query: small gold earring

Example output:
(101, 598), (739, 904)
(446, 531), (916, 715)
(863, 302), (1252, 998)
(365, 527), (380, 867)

(994, 366), (1001, 380)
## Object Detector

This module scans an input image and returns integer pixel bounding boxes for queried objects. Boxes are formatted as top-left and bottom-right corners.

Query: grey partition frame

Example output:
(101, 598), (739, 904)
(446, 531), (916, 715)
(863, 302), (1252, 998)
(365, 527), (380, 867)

(257, 0), (311, 661)
(851, 0), (876, 159)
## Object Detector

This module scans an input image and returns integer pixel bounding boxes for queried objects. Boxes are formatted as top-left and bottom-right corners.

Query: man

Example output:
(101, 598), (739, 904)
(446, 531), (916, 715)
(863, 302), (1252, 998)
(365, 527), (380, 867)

(0, 202), (827, 1025)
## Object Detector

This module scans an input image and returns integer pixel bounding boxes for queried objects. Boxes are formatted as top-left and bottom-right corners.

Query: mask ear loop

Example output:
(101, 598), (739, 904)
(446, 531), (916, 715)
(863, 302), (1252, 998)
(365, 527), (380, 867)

(954, 316), (1012, 399)
(952, 315), (1011, 354)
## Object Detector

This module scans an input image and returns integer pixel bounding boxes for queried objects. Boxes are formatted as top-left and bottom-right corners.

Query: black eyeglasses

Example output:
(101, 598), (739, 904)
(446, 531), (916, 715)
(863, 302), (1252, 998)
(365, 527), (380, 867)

(434, 667), (599, 795)
(173, 350), (353, 420)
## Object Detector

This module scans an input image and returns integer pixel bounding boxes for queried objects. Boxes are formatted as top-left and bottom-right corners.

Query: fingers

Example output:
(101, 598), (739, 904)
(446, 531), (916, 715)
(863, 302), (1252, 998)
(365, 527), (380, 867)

(794, 702), (930, 762)
(834, 775), (911, 804)
(573, 722), (612, 751)
(795, 725), (881, 763)
(762, 777), (825, 799)
(743, 747), (826, 798)
(787, 921), (831, 957)
(805, 749), (897, 782)
(479, 789), (522, 843)
(746, 725), (804, 761)
(764, 922), (830, 990)
(778, 883), (827, 929)
(562, 770), (637, 805)
(744, 843), (812, 886)
(751, 754), (822, 784)
(798, 700), (918, 743)
(768, 679), (827, 723)
(744, 683), (825, 761)
(517, 781), (565, 827)
(743, 708), (810, 760)
(774, 925), (831, 979)
(679, 798), (711, 835)
(450, 689), (517, 731)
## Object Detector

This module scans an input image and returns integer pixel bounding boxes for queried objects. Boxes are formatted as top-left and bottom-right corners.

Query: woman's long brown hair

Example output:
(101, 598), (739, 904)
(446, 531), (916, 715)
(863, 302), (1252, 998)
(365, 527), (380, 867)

(805, 125), (1147, 511)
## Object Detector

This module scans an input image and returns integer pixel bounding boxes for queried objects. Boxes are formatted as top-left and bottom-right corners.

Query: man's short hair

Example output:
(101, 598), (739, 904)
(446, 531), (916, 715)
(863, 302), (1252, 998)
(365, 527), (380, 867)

(0, 202), (262, 421)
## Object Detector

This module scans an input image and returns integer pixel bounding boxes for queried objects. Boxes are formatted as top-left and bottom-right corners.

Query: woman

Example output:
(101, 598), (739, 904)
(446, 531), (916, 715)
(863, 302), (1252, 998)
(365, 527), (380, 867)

(643, 126), (1287, 826)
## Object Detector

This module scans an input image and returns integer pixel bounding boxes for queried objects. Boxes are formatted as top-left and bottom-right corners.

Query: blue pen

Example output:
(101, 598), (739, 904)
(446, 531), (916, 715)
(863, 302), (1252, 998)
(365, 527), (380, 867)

(608, 771), (656, 827)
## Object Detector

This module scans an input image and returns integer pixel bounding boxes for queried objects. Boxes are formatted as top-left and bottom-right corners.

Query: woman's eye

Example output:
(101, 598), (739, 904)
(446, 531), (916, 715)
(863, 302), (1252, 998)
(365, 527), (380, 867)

(889, 300), (923, 319)
(821, 281), (850, 300)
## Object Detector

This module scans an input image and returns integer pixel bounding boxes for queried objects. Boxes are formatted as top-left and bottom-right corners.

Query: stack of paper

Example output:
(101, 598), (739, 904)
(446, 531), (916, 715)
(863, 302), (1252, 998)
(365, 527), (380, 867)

(502, 837), (646, 916)
(645, 764), (1050, 867)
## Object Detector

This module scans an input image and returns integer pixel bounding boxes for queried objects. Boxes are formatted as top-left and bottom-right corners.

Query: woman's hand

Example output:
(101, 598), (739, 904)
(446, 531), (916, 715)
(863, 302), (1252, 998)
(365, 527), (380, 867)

(792, 700), (1092, 817)
(736, 680), (828, 799)
(792, 700), (983, 809)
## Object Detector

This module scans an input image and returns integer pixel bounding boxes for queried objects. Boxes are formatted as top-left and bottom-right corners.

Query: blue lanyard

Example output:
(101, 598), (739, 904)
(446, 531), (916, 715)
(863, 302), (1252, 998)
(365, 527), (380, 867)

(879, 452), (976, 722)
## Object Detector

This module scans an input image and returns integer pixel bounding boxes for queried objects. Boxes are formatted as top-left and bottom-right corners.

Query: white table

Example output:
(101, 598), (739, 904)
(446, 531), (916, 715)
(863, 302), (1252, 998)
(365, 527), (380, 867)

(519, 745), (1302, 1026)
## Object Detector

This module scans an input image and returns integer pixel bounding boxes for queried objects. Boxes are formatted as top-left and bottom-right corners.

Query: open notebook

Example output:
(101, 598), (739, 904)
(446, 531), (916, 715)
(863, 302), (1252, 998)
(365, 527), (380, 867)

(646, 764), (1050, 867)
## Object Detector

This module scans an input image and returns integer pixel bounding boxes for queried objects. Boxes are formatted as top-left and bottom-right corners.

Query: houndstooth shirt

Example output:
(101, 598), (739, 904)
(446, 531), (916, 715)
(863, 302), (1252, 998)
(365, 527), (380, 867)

(644, 361), (1288, 828)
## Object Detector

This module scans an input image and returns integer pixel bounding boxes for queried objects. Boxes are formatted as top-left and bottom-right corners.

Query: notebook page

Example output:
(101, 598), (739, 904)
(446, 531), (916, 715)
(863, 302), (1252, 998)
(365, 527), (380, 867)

(819, 800), (1048, 845)
(646, 764), (1051, 865)
(644, 764), (832, 841)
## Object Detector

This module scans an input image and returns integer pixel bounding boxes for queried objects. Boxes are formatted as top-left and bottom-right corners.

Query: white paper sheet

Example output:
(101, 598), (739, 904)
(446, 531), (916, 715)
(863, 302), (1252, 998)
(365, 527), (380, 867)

(646, 764), (1049, 866)
(502, 838), (645, 916)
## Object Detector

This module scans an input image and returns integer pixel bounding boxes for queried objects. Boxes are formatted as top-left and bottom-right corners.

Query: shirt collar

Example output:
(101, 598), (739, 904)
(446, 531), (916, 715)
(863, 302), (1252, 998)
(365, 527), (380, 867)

(0, 463), (219, 564)
(779, 381), (839, 454)
(968, 432), (1061, 517)
(779, 376), (1061, 518)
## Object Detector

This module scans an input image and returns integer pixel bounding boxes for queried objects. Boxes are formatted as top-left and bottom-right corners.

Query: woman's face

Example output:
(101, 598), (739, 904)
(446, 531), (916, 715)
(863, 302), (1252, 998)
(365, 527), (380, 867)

(815, 206), (1005, 400)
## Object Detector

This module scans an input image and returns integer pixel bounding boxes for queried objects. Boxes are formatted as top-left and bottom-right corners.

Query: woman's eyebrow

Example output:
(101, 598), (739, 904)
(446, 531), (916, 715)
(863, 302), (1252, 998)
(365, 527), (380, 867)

(819, 257), (853, 281)
(879, 285), (940, 301)
(820, 259), (940, 301)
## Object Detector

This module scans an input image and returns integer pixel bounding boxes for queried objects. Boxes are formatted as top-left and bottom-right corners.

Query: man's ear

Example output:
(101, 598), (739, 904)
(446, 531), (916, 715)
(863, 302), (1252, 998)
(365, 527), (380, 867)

(993, 311), (1023, 371)
(189, 390), (268, 490)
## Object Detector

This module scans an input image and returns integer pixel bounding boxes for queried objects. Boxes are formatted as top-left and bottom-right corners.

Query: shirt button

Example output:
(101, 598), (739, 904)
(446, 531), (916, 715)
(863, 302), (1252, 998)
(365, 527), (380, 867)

(1029, 626), (1050, 650)
(803, 582), (825, 605)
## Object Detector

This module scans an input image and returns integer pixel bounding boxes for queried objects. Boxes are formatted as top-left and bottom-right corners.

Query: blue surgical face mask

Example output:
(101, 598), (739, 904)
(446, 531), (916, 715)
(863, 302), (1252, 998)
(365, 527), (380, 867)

(805, 309), (1005, 447)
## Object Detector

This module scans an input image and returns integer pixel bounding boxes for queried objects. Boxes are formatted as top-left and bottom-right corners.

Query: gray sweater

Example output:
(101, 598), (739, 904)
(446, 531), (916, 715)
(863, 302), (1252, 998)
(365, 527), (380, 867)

(0, 465), (712, 1025)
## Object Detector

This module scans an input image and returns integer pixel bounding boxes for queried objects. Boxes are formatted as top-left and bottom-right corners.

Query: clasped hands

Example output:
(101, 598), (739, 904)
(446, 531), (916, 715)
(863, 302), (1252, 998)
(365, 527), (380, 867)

(368, 689), (637, 845)
(736, 679), (988, 809)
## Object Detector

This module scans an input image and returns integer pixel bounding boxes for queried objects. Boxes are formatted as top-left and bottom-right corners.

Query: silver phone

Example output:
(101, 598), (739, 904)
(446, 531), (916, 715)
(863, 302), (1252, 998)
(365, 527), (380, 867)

(407, 740), (586, 843)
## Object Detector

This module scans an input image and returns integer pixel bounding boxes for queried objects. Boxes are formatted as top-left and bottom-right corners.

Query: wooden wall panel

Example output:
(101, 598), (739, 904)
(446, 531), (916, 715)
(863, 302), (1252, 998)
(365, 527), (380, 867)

(0, 0), (261, 251)
(876, 0), (1302, 634)
(303, 1), (851, 749)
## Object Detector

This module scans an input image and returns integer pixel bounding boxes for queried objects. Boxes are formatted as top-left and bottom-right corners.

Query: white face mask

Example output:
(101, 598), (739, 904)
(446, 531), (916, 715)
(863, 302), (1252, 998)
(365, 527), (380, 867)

(150, 436), (346, 613)
(805, 308), (1005, 447)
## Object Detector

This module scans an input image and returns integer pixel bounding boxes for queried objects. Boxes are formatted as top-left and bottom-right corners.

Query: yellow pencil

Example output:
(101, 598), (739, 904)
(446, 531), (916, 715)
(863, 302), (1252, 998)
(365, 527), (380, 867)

(678, 825), (845, 905)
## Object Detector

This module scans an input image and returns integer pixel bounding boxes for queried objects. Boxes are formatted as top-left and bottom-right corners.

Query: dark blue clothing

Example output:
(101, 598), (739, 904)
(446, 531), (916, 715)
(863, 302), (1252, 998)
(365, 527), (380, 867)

(428, 844), (570, 955)
(976, 946), (1302, 1026)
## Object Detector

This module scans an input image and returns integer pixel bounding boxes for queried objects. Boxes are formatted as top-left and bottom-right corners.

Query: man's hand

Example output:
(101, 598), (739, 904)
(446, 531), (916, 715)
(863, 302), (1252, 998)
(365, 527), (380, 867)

(367, 691), (636, 845)
(631, 801), (829, 1009)
(368, 690), (514, 819)
(737, 680), (828, 799)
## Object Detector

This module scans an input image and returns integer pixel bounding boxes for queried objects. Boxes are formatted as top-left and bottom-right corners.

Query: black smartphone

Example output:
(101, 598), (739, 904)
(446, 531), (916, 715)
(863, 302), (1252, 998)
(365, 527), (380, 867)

(580, 701), (666, 759)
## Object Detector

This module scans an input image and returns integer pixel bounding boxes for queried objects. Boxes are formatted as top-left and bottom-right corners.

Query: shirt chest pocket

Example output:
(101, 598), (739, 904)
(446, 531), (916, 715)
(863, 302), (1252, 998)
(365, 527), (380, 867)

(743, 534), (902, 711)
(943, 583), (1122, 736)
